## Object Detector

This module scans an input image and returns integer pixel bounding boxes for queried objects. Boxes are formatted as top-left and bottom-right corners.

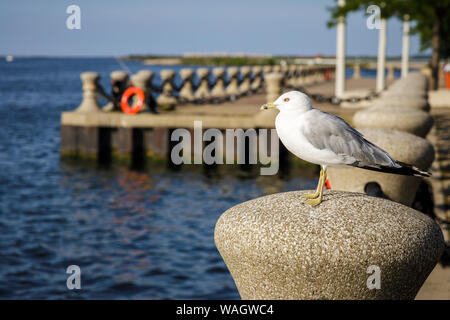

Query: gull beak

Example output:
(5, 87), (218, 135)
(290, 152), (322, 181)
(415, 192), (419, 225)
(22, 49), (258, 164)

(260, 102), (277, 110)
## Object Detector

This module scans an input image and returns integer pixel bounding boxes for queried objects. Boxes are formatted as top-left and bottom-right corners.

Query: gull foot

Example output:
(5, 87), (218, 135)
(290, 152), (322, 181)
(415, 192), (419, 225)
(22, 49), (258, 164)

(301, 192), (319, 199)
(305, 197), (323, 206)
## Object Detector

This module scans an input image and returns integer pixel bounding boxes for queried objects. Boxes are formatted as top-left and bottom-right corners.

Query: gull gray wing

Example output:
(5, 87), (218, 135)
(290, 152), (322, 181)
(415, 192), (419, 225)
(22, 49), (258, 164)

(301, 110), (397, 167)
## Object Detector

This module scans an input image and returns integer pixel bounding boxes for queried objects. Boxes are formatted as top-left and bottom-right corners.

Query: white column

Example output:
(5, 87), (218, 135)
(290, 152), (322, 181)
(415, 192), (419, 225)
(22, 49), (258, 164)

(401, 15), (410, 78)
(335, 0), (346, 98)
(376, 18), (387, 92)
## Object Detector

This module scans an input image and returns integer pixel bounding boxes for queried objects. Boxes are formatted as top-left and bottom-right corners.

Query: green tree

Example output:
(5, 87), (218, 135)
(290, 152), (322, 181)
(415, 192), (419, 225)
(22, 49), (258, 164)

(328, 0), (450, 90)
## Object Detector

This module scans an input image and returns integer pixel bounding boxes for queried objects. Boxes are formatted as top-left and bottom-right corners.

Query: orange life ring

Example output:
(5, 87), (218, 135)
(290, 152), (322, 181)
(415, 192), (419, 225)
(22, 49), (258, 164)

(121, 86), (145, 115)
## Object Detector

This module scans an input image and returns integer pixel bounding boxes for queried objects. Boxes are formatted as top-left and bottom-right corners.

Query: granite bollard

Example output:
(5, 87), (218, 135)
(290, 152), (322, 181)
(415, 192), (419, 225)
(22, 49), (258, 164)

(226, 67), (240, 98)
(371, 96), (428, 111)
(250, 66), (263, 92)
(353, 64), (361, 79)
(215, 190), (444, 299)
(75, 72), (101, 113)
(211, 67), (227, 100)
(238, 66), (252, 95)
(272, 65), (281, 73)
(327, 128), (435, 206)
(178, 68), (195, 102)
(264, 73), (283, 103)
(194, 68), (211, 101)
(156, 69), (177, 110)
(262, 65), (273, 75)
(130, 70), (154, 112)
(295, 66), (305, 88)
(102, 70), (129, 111)
(353, 106), (434, 137)
(387, 65), (396, 81)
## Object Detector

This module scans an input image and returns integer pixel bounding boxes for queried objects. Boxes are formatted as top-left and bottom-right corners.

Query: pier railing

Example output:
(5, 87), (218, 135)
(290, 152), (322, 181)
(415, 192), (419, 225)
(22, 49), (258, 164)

(75, 64), (335, 113)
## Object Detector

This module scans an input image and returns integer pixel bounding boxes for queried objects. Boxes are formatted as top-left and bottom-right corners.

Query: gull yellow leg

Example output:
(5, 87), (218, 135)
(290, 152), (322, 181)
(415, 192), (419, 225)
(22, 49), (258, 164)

(305, 169), (327, 206)
(301, 168), (323, 199)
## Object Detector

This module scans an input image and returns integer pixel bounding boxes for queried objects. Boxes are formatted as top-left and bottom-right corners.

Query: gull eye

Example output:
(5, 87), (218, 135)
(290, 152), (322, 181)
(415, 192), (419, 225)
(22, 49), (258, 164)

(284, 97), (290, 102)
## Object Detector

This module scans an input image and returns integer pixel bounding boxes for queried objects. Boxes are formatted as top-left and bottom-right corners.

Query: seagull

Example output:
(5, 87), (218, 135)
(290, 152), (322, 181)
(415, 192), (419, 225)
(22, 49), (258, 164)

(261, 91), (430, 206)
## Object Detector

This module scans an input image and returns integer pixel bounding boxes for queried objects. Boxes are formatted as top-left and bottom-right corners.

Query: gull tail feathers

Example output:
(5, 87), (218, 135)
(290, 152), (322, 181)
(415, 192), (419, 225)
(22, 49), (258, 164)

(351, 161), (431, 177)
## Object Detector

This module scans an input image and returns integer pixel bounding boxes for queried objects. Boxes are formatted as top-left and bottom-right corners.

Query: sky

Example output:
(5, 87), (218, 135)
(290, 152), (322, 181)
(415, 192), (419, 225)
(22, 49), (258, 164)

(0, 0), (429, 57)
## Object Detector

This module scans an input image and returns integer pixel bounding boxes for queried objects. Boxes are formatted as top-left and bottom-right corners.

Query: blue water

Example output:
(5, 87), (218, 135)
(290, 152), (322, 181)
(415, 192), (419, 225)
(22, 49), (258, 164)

(0, 57), (321, 299)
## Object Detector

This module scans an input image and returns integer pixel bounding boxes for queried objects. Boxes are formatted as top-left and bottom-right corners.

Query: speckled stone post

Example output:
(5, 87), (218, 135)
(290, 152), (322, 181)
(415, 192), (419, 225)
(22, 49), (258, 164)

(75, 72), (101, 113)
(287, 65), (298, 88)
(238, 66), (252, 95)
(262, 65), (273, 75)
(314, 67), (322, 83)
(194, 68), (211, 100)
(130, 70), (154, 112)
(251, 66), (263, 92)
(225, 67), (240, 98)
(387, 65), (396, 81)
(272, 65), (281, 74)
(103, 70), (129, 111)
(211, 67), (227, 99)
(353, 106), (433, 137)
(371, 96), (428, 111)
(327, 128), (435, 206)
(265, 72), (283, 103)
(156, 69), (177, 109)
(353, 64), (361, 79)
(178, 68), (195, 102)
(215, 190), (444, 300)
(303, 66), (313, 85)
(295, 66), (305, 87)
(280, 64), (289, 79)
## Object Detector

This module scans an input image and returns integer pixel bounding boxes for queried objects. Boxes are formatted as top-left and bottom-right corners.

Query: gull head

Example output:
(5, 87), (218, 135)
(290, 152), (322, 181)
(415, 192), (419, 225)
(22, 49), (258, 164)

(260, 91), (312, 113)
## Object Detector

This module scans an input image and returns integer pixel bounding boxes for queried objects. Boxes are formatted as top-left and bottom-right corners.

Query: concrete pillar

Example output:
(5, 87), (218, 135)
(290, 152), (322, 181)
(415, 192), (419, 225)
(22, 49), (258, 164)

(103, 70), (129, 112)
(353, 64), (361, 79)
(239, 66), (252, 95)
(251, 66), (263, 92)
(75, 72), (101, 113)
(194, 68), (211, 100)
(401, 15), (410, 78)
(156, 69), (177, 109)
(335, 0), (346, 98)
(265, 73), (283, 103)
(130, 70), (154, 112)
(215, 190), (444, 299)
(178, 68), (195, 102)
(376, 18), (387, 92)
(211, 67), (227, 99)
(225, 67), (240, 98)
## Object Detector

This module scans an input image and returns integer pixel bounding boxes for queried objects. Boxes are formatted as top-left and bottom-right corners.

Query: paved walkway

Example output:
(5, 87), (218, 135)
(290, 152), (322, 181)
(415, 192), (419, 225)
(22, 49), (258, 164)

(416, 106), (450, 300)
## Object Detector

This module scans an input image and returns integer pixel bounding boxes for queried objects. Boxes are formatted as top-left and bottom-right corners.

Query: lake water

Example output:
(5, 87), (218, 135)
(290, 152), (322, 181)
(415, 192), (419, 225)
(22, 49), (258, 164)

(0, 58), (326, 299)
